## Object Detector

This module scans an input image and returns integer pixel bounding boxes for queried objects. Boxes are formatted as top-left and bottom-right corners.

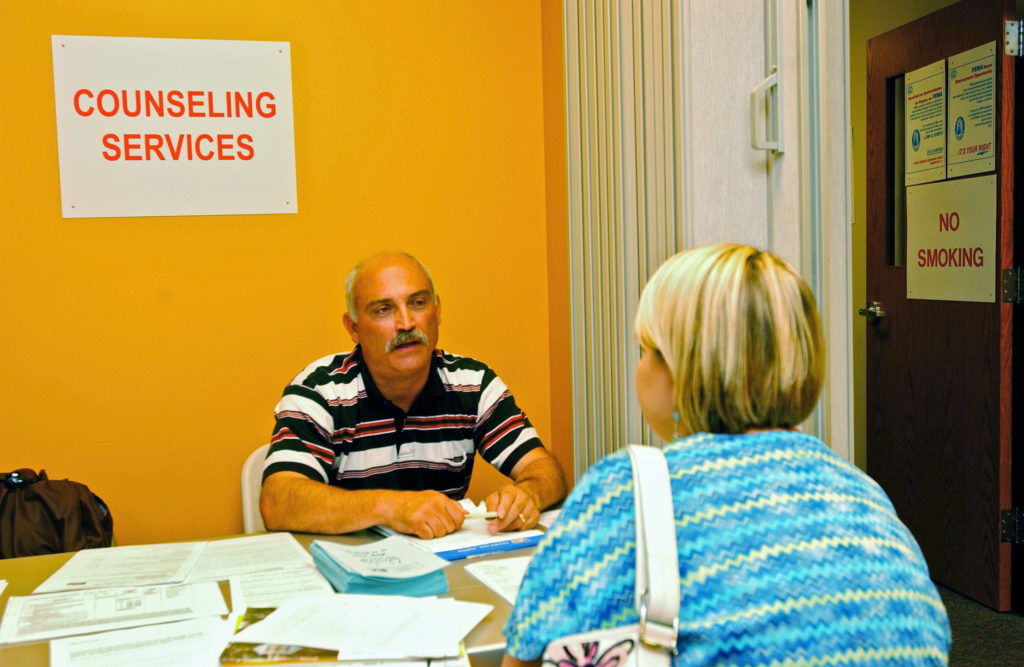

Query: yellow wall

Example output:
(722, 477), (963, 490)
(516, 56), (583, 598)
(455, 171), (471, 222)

(1, 2), (567, 545)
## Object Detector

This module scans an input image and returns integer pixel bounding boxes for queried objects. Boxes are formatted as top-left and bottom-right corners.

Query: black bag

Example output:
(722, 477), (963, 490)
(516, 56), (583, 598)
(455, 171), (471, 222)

(0, 468), (114, 558)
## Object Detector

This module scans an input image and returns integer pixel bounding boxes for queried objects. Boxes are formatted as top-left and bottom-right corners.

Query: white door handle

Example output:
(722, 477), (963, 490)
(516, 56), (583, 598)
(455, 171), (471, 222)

(750, 70), (783, 152)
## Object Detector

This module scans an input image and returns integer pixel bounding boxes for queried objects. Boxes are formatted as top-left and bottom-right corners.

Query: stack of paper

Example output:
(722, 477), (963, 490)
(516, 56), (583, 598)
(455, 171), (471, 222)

(310, 537), (449, 596)
(219, 607), (342, 665)
(229, 592), (491, 660)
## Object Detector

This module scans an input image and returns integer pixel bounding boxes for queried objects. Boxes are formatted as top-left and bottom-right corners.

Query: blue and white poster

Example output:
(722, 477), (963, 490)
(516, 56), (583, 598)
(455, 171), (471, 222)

(904, 59), (946, 186)
(947, 41), (995, 178)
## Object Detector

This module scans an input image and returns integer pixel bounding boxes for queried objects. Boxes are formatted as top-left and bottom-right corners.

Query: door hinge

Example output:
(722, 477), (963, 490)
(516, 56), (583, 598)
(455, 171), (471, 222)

(1001, 268), (1024, 303)
(1001, 509), (1024, 543)
(1007, 21), (1023, 56)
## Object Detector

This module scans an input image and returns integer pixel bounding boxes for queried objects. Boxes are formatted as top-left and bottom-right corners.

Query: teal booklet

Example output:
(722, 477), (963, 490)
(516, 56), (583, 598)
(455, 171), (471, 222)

(310, 537), (449, 597)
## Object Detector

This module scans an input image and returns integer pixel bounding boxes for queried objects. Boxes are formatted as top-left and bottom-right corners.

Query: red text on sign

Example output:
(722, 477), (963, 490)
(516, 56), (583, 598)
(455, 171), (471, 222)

(938, 212), (959, 231)
(916, 247), (984, 268)
(101, 133), (255, 161)
(74, 89), (276, 119)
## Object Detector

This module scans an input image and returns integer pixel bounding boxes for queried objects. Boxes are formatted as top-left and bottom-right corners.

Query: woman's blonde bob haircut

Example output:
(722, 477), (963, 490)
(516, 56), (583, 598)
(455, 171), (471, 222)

(634, 244), (824, 437)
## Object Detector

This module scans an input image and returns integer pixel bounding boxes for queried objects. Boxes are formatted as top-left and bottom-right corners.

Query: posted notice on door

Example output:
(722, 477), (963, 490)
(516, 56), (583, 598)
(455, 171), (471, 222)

(906, 175), (996, 303)
(947, 41), (995, 178)
(905, 59), (946, 186)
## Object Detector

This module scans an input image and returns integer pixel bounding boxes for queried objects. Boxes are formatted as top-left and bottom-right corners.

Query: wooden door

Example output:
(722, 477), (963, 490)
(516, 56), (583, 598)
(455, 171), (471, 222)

(865, 0), (1019, 611)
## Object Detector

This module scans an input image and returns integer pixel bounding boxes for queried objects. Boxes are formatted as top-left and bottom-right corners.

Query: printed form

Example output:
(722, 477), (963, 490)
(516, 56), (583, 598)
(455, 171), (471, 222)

(0, 581), (227, 644)
(49, 616), (234, 667)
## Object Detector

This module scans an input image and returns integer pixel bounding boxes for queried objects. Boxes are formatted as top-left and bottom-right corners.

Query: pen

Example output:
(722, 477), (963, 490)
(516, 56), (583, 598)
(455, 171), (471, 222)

(465, 511), (499, 520)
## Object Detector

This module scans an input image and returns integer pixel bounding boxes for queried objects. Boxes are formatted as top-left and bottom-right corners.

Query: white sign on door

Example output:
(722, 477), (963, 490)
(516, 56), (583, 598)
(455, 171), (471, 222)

(906, 175), (996, 303)
(947, 41), (995, 178)
(51, 35), (297, 218)
(904, 59), (946, 186)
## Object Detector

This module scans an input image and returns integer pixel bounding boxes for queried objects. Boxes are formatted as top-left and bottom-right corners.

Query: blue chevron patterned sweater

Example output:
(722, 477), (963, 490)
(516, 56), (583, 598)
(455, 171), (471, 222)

(504, 431), (951, 665)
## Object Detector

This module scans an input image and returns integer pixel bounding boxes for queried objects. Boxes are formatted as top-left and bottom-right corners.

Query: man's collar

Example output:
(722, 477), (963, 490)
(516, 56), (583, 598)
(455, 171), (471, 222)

(413, 351), (446, 405)
(356, 345), (444, 411)
(353, 346), (386, 404)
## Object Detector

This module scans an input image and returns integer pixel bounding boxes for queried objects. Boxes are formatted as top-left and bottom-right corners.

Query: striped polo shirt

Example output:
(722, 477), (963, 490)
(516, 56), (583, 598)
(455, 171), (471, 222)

(263, 347), (542, 498)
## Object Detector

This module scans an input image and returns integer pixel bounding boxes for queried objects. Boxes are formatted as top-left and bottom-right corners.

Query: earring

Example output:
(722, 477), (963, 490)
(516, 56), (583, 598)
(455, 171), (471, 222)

(672, 410), (681, 440)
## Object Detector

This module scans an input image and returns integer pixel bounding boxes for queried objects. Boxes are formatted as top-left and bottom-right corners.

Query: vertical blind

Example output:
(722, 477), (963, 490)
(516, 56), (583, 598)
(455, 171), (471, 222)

(563, 1), (684, 480)
(561, 1), (851, 471)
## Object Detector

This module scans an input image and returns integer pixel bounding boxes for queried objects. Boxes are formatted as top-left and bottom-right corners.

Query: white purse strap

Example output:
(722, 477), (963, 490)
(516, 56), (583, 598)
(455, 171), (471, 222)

(627, 444), (680, 655)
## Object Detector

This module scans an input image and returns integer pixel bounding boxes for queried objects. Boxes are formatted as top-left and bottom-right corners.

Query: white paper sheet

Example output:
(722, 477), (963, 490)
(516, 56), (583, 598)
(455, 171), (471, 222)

(376, 519), (542, 558)
(49, 616), (235, 667)
(538, 509), (561, 528)
(33, 542), (205, 593)
(313, 537), (449, 579)
(0, 580), (6, 597)
(227, 567), (333, 609)
(464, 556), (531, 605)
(458, 499), (496, 519)
(232, 592), (491, 658)
(0, 581), (228, 644)
(185, 533), (314, 582)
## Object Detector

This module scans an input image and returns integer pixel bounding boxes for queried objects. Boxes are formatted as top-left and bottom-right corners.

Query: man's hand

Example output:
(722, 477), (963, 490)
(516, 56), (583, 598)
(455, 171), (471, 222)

(480, 447), (566, 534)
(387, 490), (467, 539)
(262, 473), (468, 537)
(261, 446), (564, 538)
(484, 484), (541, 534)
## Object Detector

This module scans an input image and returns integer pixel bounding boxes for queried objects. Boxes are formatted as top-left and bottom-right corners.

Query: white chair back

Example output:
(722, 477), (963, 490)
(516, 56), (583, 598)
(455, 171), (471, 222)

(241, 444), (270, 533)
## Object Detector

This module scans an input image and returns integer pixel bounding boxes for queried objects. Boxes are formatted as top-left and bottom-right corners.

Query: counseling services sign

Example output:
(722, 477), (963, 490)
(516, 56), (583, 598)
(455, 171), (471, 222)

(51, 35), (297, 218)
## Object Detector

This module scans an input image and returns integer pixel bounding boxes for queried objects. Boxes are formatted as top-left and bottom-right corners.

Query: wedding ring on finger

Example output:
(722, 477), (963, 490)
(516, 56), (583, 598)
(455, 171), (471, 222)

(518, 513), (526, 525)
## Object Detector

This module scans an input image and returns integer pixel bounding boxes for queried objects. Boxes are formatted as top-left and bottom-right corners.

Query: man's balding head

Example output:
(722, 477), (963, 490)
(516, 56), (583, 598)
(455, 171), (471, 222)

(345, 252), (437, 323)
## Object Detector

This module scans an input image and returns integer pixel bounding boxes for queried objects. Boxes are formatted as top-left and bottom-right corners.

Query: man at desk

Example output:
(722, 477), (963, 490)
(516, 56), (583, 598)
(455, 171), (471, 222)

(261, 251), (566, 540)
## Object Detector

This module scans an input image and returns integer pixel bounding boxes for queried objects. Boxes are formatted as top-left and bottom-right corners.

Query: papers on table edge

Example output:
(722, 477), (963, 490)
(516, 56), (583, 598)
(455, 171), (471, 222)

(33, 532), (314, 594)
(463, 556), (531, 606)
(0, 581), (228, 645)
(230, 592), (492, 659)
(0, 533), (331, 647)
(50, 616), (236, 667)
(48, 612), (471, 667)
(32, 541), (206, 594)
(373, 520), (543, 560)
(1, 526), (525, 656)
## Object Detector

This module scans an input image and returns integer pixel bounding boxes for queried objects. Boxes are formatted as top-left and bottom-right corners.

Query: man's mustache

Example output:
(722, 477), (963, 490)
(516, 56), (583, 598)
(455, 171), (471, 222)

(385, 329), (429, 352)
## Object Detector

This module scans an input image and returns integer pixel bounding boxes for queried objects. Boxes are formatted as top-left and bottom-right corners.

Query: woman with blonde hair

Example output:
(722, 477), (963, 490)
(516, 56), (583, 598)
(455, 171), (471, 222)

(503, 244), (950, 665)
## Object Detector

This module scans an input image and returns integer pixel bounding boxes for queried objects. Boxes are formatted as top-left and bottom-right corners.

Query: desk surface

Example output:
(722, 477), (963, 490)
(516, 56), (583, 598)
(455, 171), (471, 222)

(0, 531), (522, 667)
